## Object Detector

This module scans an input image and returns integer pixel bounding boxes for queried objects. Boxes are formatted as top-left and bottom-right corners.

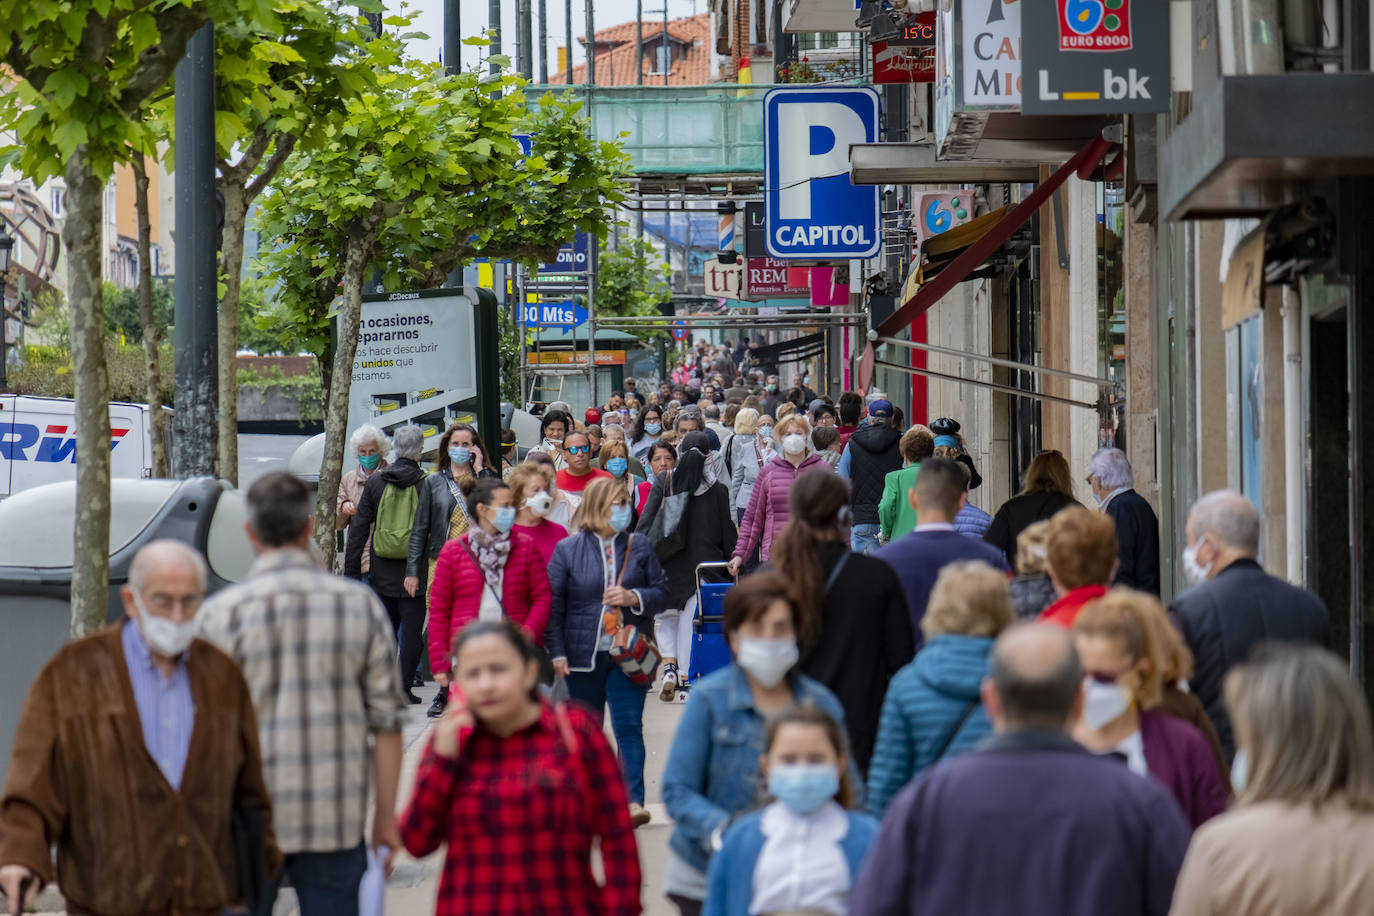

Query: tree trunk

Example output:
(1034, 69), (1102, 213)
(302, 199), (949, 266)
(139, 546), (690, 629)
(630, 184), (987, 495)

(217, 183), (249, 485)
(131, 156), (169, 478)
(65, 159), (113, 636)
(313, 219), (380, 561)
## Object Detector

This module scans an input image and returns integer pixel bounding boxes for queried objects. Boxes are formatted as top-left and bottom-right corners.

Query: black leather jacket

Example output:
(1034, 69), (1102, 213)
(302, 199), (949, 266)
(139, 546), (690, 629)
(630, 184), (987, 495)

(405, 467), (494, 578)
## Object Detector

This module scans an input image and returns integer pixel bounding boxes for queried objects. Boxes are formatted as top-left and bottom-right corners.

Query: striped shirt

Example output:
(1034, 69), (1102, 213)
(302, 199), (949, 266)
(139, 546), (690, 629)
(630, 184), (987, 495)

(120, 619), (195, 790)
(196, 548), (406, 854)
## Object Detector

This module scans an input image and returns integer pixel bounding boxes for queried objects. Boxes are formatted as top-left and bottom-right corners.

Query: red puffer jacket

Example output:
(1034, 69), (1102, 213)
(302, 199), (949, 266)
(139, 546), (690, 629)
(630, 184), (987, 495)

(733, 453), (834, 562)
(427, 531), (552, 677)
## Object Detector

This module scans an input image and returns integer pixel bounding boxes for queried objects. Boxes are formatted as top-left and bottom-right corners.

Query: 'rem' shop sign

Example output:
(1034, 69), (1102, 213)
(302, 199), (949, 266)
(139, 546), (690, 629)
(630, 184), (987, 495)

(1021, 0), (1170, 113)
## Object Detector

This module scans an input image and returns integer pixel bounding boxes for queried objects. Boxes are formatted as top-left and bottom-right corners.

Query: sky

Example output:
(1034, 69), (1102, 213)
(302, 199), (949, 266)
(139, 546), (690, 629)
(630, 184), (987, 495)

(403, 0), (711, 76)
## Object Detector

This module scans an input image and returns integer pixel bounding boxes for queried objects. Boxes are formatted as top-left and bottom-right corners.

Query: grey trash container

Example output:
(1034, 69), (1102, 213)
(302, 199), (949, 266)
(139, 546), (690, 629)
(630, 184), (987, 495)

(0, 477), (254, 782)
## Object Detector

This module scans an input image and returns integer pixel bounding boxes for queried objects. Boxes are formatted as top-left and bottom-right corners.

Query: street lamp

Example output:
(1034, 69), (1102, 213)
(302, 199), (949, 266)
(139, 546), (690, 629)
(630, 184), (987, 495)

(0, 225), (12, 390)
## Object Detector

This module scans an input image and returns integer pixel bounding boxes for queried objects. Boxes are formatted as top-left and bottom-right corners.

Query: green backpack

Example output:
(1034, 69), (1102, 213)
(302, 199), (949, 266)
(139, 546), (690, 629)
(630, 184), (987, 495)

(372, 480), (421, 559)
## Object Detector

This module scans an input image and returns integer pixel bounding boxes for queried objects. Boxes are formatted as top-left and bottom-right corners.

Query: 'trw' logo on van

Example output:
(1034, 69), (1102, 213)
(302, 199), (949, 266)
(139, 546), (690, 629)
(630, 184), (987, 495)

(0, 424), (131, 462)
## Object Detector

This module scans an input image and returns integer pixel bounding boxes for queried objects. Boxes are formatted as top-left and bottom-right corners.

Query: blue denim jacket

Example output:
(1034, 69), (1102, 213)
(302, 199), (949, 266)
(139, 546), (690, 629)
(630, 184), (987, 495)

(661, 663), (860, 873)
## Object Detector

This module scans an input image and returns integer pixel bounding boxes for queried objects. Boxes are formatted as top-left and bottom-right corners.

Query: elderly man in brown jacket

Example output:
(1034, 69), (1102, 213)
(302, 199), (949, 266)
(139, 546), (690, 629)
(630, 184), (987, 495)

(0, 540), (278, 916)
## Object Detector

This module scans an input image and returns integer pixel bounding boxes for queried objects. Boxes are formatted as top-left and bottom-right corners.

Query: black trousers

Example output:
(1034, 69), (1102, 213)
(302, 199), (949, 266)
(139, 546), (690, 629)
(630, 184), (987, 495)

(375, 593), (426, 689)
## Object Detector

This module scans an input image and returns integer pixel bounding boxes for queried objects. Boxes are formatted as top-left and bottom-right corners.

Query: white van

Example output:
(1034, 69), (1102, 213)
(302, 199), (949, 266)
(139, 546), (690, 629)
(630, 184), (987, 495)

(0, 395), (171, 499)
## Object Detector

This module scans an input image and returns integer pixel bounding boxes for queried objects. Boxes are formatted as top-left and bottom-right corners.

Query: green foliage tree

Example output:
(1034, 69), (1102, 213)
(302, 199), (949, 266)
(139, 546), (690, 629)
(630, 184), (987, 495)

(0, 0), (288, 634)
(255, 43), (629, 557)
(104, 281), (175, 342)
(596, 235), (672, 343)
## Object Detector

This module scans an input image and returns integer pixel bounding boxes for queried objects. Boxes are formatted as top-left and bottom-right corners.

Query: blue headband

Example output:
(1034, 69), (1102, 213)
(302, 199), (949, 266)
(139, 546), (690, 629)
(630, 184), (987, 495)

(934, 435), (959, 448)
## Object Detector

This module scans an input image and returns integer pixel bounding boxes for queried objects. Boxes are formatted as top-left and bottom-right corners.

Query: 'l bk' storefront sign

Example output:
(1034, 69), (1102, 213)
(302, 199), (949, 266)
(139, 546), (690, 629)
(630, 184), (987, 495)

(1021, 0), (1170, 113)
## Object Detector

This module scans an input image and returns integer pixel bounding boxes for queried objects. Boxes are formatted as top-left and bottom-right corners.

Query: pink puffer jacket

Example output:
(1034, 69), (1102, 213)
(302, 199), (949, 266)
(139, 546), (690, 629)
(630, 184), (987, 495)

(733, 453), (834, 562)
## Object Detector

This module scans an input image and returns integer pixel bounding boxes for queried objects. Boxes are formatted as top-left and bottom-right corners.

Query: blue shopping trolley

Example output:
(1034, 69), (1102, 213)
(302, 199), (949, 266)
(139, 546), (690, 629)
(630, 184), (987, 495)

(689, 562), (737, 685)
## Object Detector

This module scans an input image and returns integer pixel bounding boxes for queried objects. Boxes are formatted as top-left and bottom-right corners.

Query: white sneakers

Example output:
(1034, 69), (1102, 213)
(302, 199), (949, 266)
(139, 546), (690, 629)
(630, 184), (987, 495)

(659, 664), (679, 702)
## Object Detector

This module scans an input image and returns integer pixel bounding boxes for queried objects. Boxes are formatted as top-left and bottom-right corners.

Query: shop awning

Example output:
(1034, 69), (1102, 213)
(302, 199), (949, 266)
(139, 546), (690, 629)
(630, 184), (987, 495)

(900, 207), (1011, 304)
(873, 132), (1113, 341)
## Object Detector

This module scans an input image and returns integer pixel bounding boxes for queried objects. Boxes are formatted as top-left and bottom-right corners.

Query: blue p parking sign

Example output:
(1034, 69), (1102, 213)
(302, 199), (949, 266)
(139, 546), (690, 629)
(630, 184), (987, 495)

(764, 87), (881, 260)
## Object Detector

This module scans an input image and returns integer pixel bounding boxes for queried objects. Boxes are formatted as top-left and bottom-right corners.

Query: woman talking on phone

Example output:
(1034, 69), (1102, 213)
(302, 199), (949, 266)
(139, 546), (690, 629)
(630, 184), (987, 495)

(399, 620), (641, 916)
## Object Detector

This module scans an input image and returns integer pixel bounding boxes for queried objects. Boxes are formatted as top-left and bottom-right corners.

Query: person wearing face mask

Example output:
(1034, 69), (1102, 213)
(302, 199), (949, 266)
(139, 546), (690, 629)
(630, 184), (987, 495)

(337, 425), (391, 577)
(508, 463), (570, 566)
(1169, 645), (1374, 916)
(398, 621), (641, 916)
(593, 425), (649, 479)
(427, 480), (553, 719)
(406, 423), (497, 610)
(728, 415), (832, 574)
(631, 407), (665, 462)
(534, 410), (571, 471)
(726, 408), (766, 525)
(850, 624), (1190, 916)
(640, 441), (678, 514)
(704, 702), (878, 916)
(546, 478), (669, 829)
(1086, 447), (1160, 594)
(0, 541), (279, 916)
(1168, 490), (1329, 762)
(636, 431), (737, 702)
(1071, 592), (1229, 829)
(597, 439), (646, 513)
(661, 573), (859, 916)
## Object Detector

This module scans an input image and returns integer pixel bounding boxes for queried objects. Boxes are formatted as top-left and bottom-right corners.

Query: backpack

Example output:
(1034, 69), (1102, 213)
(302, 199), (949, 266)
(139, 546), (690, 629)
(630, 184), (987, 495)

(372, 481), (420, 559)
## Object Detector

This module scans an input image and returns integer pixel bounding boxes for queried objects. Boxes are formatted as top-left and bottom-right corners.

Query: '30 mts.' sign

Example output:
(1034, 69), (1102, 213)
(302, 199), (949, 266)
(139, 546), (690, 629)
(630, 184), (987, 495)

(764, 87), (881, 260)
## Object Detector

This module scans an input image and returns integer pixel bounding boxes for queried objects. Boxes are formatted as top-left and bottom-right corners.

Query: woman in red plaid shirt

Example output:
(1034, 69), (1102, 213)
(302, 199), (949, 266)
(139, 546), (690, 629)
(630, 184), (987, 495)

(399, 620), (642, 915)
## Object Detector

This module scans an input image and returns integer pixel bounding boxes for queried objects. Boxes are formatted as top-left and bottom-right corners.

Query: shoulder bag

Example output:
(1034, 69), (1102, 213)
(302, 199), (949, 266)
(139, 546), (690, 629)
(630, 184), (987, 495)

(607, 533), (662, 687)
(647, 470), (690, 562)
(931, 697), (981, 764)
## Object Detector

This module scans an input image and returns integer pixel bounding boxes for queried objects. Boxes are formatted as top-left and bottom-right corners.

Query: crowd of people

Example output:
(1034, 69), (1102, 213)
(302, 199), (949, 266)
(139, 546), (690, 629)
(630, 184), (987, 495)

(0, 336), (1369, 916)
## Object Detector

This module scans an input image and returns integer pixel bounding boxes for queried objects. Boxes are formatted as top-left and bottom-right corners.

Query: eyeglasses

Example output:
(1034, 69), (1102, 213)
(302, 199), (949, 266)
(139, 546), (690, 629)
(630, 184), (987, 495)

(567, 445), (590, 455)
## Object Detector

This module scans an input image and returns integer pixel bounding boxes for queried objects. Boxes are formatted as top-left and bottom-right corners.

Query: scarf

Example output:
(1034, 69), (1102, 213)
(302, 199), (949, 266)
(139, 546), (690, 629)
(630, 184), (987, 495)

(468, 527), (512, 588)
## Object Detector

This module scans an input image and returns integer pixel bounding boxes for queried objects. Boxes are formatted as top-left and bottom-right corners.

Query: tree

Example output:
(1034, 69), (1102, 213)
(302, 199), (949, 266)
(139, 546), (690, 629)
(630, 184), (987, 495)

(596, 235), (672, 343)
(0, 0), (289, 634)
(255, 49), (629, 558)
(131, 156), (170, 476)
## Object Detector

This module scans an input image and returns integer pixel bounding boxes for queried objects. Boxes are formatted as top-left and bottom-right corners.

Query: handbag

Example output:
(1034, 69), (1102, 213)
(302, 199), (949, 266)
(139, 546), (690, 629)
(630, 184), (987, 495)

(606, 534), (662, 687)
(647, 471), (690, 562)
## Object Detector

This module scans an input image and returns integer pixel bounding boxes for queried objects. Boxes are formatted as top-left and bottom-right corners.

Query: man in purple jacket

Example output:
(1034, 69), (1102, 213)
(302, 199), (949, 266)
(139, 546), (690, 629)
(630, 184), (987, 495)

(873, 458), (1009, 644)
(850, 624), (1190, 916)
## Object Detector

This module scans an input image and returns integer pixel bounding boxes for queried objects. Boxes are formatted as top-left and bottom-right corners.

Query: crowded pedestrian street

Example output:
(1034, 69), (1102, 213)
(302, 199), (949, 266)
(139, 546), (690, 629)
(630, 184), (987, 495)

(4, 1), (1374, 915)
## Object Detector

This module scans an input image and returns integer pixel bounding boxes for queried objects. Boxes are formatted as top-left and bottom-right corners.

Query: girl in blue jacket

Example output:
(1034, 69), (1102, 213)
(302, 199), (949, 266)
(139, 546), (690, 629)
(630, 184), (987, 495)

(705, 701), (879, 916)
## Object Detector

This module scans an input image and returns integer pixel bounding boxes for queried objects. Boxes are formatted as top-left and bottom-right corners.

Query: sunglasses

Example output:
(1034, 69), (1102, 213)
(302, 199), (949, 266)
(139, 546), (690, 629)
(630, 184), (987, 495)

(566, 445), (590, 455)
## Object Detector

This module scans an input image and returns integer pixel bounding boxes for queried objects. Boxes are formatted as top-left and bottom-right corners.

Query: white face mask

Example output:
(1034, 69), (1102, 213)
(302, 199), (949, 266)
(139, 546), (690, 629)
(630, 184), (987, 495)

(1181, 538), (1213, 585)
(1230, 748), (1249, 792)
(134, 595), (196, 658)
(1081, 677), (1132, 730)
(524, 491), (553, 518)
(735, 636), (799, 688)
(782, 433), (806, 455)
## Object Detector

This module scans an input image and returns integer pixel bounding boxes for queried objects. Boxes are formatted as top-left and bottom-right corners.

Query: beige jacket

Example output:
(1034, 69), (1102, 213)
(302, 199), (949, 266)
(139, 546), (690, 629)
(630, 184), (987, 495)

(1170, 800), (1374, 916)
(337, 463), (385, 572)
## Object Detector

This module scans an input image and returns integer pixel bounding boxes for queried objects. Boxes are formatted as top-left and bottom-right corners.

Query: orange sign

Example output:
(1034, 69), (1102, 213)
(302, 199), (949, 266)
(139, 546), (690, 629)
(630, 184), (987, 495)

(526, 350), (627, 366)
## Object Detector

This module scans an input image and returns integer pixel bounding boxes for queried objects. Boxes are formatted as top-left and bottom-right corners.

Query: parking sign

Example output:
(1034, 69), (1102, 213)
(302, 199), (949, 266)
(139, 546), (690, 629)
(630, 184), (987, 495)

(764, 87), (881, 260)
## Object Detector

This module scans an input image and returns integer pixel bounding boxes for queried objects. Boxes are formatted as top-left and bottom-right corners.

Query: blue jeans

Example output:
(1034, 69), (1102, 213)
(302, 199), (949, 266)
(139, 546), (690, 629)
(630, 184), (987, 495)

(565, 651), (649, 804)
(254, 841), (367, 916)
(851, 523), (881, 555)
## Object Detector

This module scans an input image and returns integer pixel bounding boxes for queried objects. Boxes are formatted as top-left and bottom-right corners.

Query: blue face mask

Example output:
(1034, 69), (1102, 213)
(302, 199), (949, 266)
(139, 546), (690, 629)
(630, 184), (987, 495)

(609, 504), (634, 532)
(644, 423), (662, 436)
(358, 453), (380, 471)
(449, 446), (471, 466)
(489, 506), (517, 533)
(606, 457), (628, 477)
(768, 763), (840, 815)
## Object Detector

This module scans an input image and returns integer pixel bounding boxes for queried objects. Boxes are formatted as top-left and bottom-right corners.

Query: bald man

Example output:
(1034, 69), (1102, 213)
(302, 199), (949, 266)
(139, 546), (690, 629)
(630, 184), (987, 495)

(852, 624), (1190, 916)
(1170, 489), (1328, 761)
(0, 541), (277, 916)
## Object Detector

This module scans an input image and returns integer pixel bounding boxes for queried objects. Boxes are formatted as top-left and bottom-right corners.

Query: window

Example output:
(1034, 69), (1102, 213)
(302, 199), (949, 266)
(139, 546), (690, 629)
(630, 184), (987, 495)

(653, 42), (671, 74)
(50, 186), (64, 217)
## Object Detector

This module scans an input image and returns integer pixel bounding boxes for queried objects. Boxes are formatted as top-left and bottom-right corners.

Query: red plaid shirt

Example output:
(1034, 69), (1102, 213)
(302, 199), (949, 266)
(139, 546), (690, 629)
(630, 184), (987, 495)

(400, 702), (642, 916)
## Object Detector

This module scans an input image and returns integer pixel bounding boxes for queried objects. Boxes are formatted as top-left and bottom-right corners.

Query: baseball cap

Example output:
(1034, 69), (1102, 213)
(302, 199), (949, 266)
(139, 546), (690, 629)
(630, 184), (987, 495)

(868, 398), (894, 418)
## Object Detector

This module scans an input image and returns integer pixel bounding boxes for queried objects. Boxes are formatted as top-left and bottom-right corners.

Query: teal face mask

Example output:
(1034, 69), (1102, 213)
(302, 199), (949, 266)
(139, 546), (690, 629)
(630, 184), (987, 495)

(358, 454), (380, 471)
(606, 457), (628, 477)
(610, 505), (633, 532)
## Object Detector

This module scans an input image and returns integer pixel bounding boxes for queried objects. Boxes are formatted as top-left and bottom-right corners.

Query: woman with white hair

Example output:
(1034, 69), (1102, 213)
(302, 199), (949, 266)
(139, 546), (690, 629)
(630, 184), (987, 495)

(1086, 447), (1160, 595)
(338, 425), (391, 578)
